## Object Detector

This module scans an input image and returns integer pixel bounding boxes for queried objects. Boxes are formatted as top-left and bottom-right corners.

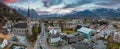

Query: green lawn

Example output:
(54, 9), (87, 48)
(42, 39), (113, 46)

(40, 45), (43, 49)
(62, 30), (75, 34)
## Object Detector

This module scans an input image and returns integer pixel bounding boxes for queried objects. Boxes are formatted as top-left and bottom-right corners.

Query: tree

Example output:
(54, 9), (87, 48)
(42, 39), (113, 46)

(12, 35), (19, 42)
(113, 24), (118, 28)
(75, 25), (82, 31)
(27, 25), (41, 43)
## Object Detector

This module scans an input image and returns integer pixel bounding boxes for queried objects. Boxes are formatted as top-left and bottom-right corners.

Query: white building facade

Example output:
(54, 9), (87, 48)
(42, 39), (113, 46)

(0, 39), (8, 48)
(113, 32), (120, 43)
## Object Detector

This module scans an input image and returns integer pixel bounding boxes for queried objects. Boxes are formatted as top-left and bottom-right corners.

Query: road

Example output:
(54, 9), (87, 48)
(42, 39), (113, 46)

(34, 22), (44, 49)
(40, 26), (49, 49)
(34, 22), (70, 49)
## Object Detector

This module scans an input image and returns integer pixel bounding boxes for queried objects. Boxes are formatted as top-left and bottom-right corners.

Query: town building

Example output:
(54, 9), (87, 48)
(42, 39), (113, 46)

(65, 21), (77, 30)
(77, 27), (96, 40)
(64, 19), (85, 30)
(3, 20), (13, 29)
(64, 34), (83, 44)
(0, 29), (11, 40)
(49, 29), (59, 35)
(53, 20), (60, 27)
(12, 23), (28, 36)
(113, 32), (120, 43)
(48, 26), (61, 32)
(48, 29), (62, 46)
(0, 38), (8, 48)
(49, 35), (62, 46)
(72, 19), (83, 25)
(70, 42), (94, 49)
(10, 44), (26, 49)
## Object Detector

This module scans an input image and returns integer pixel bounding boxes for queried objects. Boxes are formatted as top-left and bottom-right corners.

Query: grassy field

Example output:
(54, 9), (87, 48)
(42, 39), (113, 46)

(62, 30), (75, 34)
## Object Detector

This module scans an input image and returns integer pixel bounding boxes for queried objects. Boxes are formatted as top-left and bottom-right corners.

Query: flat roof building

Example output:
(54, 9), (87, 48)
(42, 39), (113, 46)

(77, 27), (96, 40)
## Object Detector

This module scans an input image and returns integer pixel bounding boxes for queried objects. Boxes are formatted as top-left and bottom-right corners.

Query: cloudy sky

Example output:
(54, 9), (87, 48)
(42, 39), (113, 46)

(1, 0), (120, 14)
(1, 0), (120, 5)
(0, 0), (17, 4)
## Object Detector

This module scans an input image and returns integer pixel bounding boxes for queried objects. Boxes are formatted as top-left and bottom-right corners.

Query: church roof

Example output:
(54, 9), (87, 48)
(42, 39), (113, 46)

(14, 23), (27, 29)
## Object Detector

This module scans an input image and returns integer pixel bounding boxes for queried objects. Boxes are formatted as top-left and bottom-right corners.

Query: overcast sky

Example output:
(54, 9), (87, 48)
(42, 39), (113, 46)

(1, 0), (120, 14)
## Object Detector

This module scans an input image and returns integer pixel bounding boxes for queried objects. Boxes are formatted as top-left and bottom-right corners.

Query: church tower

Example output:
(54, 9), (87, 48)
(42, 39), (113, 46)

(27, 0), (32, 35)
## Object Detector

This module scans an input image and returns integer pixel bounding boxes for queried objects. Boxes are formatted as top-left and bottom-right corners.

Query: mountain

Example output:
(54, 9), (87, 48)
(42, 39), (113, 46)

(6, 0), (120, 19)
(29, 9), (40, 18)
(0, 2), (26, 29)
(11, 6), (120, 19)
(63, 8), (120, 19)
(10, 7), (40, 18)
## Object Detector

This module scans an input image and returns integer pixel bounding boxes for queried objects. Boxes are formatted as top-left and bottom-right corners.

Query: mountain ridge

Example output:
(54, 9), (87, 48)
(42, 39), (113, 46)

(11, 7), (120, 19)
(0, 2), (26, 29)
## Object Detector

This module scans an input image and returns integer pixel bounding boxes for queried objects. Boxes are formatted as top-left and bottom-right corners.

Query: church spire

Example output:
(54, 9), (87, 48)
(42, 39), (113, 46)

(27, 0), (30, 17)
(27, 0), (31, 22)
